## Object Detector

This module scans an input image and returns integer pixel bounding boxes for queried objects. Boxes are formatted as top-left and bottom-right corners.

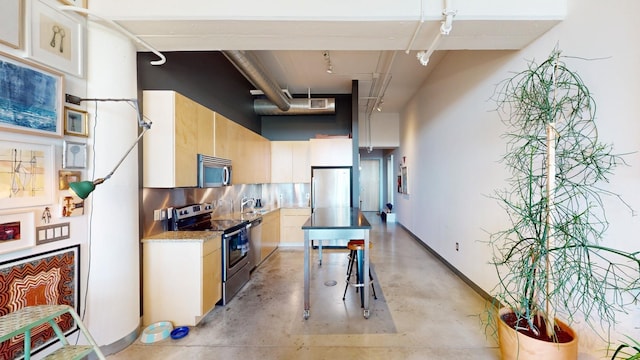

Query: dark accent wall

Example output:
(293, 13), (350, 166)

(137, 51), (260, 133)
(260, 94), (353, 141)
(137, 51), (354, 139)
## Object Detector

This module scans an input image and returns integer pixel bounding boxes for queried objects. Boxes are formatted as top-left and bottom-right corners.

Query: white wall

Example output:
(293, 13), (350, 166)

(397, 0), (640, 357)
(358, 112), (400, 149)
(79, 21), (141, 347)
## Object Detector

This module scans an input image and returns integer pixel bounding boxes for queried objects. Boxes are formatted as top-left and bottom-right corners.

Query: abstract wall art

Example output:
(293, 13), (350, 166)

(0, 52), (63, 137)
(0, 245), (80, 359)
(0, 140), (55, 210)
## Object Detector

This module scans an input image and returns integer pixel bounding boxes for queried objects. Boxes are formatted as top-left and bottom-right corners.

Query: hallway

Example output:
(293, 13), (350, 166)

(109, 213), (499, 359)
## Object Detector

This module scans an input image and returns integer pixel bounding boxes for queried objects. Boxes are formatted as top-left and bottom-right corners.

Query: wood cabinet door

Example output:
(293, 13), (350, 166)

(174, 93), (199, 186)
(309, 138), (353, 166)
(214, 112), (236, 160)
(280, 208), (311, 245)
(271, 141), (293, 183)
(291, 141), (310, 183)
(202, 246), (221, 312)
(196, 103), (215, 157)
(261, 210), (280, 261)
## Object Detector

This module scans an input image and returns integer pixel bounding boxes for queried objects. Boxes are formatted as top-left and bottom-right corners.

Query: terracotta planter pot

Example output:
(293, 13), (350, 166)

(497, 307), (578, 360)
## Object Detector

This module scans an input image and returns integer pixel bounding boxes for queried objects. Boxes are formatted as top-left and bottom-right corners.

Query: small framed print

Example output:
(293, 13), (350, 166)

(27, 0), (84, 77)
(0, 211), (35, 254)
(0, 0), (23, 49)
(64, 107), (88, 137)
(63, 140), (87, 169)
(58, 170), (81, 190)
(60, 195), (84, 217)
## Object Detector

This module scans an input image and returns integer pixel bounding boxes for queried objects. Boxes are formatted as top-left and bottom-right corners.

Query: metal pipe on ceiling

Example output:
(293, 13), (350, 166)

(222, 50), (291, 112)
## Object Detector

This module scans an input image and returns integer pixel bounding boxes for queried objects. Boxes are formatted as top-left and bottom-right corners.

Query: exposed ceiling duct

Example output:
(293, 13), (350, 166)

(254, 98), (335, 116)
(222, 50), (335, 115)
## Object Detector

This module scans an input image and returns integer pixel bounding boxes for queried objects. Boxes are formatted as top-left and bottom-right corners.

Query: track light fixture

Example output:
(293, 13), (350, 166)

(376, 99), (384, 112)
(323, 51), (333, 74)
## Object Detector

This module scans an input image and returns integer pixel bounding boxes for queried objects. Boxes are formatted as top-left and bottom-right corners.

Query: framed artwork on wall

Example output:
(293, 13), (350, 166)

(0, 140), (55, 210)
(58, 170), (81, 190)
(0, 0), (23, 49)
(0, 245), (80, 359)
(0, 211), (35, 254)
(62, 140), (87, 169)
(63, 107), (88, 137)
(27, 0), (84, 77)
(400, 165), (409, 195)
(0, 52), (63, 137)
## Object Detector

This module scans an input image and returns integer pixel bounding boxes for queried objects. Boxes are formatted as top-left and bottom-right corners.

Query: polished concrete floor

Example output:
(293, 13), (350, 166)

(108, 213), (500, 359)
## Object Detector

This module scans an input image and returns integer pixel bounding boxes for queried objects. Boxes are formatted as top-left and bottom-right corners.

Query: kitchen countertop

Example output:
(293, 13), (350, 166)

(141, 230), (222, 243)
(302, 207), (370, 230)
(142, 206), (312, 242)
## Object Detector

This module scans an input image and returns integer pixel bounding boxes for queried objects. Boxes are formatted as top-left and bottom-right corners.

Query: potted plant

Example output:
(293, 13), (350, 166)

(487, 48), (640, 359)
(611, 337), (640, 360)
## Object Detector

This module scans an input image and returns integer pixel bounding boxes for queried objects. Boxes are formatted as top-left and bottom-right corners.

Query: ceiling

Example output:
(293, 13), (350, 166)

(103, 10), (561, 117)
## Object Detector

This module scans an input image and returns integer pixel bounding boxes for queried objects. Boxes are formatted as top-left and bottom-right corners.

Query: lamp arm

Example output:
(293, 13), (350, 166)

(102, 126), (149, 181)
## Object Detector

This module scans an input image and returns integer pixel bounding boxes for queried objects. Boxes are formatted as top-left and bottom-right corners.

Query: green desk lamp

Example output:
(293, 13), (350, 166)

(68, 98), (151, 199)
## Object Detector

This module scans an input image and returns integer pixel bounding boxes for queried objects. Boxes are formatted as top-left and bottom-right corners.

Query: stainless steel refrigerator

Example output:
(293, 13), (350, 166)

(311, 166), (352, 247)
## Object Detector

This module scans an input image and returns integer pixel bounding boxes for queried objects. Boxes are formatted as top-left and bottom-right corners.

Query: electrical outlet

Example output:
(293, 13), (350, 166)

(455, 242), (459, 251)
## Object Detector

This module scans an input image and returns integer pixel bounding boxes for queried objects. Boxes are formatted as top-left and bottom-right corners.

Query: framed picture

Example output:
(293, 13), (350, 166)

(400, 166), (409, 195)
(0, 211), (35, 254)
(27, 0), (84, 77)
(0, 0), (23, 49)
(63, 141), (87, 169)
(57, 0), (87, 8)
(0, 140), (55, 210)
(0, 245), (80, 359)
(58, 170), (81, 190)
(60, 195), (84, 217)
(64, 107), (88, 137)
(0, 52), (63, 137)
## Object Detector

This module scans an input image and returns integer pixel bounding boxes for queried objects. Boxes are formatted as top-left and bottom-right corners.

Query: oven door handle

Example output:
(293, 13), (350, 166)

(225, 227), (245, 237)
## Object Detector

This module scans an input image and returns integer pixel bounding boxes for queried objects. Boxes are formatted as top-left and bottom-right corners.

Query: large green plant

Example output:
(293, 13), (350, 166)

(488, 48), (640, 341)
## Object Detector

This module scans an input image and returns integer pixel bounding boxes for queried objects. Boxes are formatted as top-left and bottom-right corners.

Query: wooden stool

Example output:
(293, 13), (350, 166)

(342, 239), (377, 308)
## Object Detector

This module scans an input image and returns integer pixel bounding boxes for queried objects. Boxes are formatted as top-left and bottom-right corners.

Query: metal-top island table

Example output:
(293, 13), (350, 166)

(301, 207), (372, 319)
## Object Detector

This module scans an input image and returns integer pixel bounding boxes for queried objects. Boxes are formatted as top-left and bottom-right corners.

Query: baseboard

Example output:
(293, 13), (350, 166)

(88, 323), (140, 359)
(397, 222), (493, 302)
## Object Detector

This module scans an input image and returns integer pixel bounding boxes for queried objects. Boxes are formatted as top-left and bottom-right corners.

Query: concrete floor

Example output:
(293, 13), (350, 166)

(108, 213), (499, 359)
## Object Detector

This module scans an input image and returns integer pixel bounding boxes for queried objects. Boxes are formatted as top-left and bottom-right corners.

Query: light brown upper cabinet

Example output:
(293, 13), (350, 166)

(214, 112), (271, 184)
(309, 138), (353, 167)
(143, 90), (214, 188)
(271, 141), (310, 183)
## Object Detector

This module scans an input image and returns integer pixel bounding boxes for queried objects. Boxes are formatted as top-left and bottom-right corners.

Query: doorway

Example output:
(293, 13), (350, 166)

(360, 159), (381, 211)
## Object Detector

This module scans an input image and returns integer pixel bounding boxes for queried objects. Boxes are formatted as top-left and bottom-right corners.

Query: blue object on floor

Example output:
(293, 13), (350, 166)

(170, 326), (189, 340)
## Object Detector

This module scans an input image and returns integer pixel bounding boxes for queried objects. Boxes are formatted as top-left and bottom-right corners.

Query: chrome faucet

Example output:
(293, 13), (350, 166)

(240, 197), (255, 214)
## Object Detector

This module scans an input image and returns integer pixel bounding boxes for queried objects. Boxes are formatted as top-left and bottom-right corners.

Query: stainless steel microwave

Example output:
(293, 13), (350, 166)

(197, 154), (232, 187)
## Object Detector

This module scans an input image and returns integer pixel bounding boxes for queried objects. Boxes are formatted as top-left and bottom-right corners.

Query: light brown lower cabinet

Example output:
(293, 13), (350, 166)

(142, 235), (221, 327)
(261, 209), (280, 262)
(280, 208), (312, 246)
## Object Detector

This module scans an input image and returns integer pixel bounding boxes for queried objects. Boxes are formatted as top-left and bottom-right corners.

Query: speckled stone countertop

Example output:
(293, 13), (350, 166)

(141, 230), (222, 243)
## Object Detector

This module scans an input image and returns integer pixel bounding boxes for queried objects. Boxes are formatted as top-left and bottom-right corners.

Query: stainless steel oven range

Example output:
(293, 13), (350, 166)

(171, 203), (251, 305)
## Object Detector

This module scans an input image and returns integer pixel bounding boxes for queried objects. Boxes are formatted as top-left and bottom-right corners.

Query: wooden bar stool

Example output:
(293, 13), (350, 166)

(342, 239), (377, 308)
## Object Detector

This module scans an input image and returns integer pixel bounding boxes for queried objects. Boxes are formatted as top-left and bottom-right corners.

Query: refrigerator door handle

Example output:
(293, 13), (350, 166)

(311, 176), (315, 210)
